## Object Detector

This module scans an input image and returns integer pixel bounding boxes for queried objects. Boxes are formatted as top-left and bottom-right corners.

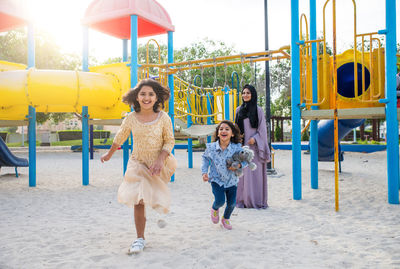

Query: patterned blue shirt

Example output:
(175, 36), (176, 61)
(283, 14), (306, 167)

(201, 142), (247, 188)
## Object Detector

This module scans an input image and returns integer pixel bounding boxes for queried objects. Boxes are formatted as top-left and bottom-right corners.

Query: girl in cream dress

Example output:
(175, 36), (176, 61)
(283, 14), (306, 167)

(101, 79), (177, 254)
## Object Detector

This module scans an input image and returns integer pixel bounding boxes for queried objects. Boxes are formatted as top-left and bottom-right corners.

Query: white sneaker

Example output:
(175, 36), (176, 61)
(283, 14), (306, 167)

(128, 238), (145, 254)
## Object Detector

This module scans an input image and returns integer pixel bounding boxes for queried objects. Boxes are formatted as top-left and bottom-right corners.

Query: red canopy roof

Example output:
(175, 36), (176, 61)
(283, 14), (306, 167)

(82, 0), (174, 39)
(0, 0), (28, 32)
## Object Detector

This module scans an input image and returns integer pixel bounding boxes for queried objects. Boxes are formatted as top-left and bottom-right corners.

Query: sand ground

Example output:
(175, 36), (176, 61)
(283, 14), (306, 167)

(0, 148), (399, 269)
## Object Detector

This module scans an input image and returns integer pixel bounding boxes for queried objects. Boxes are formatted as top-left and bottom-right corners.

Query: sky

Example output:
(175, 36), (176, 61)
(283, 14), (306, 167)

(17, 0), (400, 63)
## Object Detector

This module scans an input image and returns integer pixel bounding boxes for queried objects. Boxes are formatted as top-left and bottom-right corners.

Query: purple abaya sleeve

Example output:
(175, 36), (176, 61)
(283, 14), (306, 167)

(251, 107), (271, 163)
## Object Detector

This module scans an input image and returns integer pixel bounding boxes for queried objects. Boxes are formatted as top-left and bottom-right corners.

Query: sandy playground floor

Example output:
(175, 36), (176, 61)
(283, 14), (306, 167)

(0, 148), (399, 268)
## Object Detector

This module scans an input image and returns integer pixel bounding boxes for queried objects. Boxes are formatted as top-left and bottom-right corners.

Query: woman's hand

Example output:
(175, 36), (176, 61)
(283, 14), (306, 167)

(248, 137), (256, 145)
(202, 173), (209, 182)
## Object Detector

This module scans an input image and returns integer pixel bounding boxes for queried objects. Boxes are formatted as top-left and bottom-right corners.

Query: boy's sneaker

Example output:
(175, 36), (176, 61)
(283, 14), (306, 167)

(128, 238), (145, 254)
(221, 217), (232, 230)
(211, 208), (219, 224)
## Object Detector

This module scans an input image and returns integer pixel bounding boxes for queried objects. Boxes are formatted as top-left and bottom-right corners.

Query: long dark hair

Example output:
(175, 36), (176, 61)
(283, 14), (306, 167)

(213, 120), (242, 144)
(235, 84), (259, 134)
(122, 79), (170, 112)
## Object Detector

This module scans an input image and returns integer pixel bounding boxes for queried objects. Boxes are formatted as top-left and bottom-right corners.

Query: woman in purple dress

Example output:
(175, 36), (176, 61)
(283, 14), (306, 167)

(235, 84), (271, 209)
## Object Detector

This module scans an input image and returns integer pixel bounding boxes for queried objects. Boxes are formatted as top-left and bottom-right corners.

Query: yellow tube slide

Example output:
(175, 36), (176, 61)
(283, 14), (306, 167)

(0, 61), (131, 120)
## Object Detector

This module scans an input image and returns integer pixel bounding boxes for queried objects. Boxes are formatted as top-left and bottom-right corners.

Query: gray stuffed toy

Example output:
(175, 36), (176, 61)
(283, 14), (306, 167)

(226, 145), (257, 177)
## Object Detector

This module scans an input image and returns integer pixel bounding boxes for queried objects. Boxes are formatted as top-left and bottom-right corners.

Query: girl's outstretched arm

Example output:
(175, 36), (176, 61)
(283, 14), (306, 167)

(101, 113), (133, 163)
(100, 143), (119, 163)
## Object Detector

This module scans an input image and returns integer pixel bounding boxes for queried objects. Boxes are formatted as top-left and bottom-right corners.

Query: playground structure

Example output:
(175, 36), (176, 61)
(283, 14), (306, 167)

(291, 0), (399, 210)
(0, 0), (399, 210)
(0, 136), (28, 177)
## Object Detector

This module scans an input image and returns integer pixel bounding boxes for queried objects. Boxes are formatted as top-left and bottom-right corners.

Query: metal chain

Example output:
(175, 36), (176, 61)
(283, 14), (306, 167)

(224, 62), (227, 87)
(212, 56), (217, 89)
(240, 54), (245, 90)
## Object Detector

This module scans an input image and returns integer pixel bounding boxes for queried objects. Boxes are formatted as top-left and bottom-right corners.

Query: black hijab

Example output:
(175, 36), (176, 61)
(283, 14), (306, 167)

(235, 84), (259, 134)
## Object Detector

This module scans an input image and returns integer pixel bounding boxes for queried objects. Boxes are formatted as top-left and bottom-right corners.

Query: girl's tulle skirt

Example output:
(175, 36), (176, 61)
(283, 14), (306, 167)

(117, 154), (177, 214)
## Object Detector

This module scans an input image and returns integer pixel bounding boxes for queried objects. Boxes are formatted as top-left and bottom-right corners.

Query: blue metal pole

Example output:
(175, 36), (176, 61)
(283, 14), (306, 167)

(123, 15), (139, 174)
(123, 39), (133, 153)
(82, 26), (93, 165)
(82, 106), (89, 185)
(89, 125), (94, 159)
(187, 94), (193, 168)
(82, 26), (89, 72)
(130, 16), (138, 89)
(384, 0), (399, 204)
(168, 31), (176, 181)
(123, 39), (128, 62)
(231, 71), (240, 119)
(224, 85), (230, 120)
(291, 0), (302, 200)
(27, 23), (36, 187)
(28, 106), (36, 187)
(310, 0), (318, 189)
(206, 92), (212, 143)
(28, 23), (35, 68)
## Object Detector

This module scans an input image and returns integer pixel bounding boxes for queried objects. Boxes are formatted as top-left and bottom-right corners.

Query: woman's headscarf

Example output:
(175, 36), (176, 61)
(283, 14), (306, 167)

(235, 84), (259, 134)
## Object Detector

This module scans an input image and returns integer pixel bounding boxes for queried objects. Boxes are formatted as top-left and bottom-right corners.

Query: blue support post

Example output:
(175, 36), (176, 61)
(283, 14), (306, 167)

(82, 26), (94, 163)
(28, 106), (36, 187)
(168, 31), (176, 181)
(310, 0), (318, 189)
(384, 0), (399, 204)
(28, 23), (35, 68)
(123, 39), (128, 62)
(206, 93), (212, 143)
(89, 125), (94, 160)
(291, 0), (302, 200)
(123, 15), (139, 174)
(27, 23), (36, 187)
(82, 26), (89, 72)
(82, 106), (89, 186)
(187, 94), (193, 168)
(123, 39), (133, 153)
(224, 85), (230, 120)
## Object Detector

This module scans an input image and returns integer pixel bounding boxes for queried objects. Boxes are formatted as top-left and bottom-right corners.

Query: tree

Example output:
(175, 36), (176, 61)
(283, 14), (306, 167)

(270, 58), (291, 117)
(101, 38), (265, 99)
(274, 124), (283, 141)
(0, 29), (81, 70)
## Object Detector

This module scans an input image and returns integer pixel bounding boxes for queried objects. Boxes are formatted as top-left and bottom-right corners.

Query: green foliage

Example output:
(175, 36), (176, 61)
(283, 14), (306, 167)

(0, 29), (27, 64)
(173, 38), (256, 89)
(0, 29), (80, 70)
(36, 112), (74, 125)
(271, 94), (291, 117)
(57, 130), (111, 141)
(0, 132), (7, 141)
(6, 141), (40, 147)
(274, 124), (283, 141)
(50, 138), (113, 147)
(5, 127), (17, 133)
(270, 58), (291, 117)
(356, 139), (385, 145)
(301, 130), (309, 141)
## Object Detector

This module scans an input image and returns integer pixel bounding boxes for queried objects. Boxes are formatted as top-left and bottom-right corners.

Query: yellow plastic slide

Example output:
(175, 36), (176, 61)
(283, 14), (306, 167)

(0, 61), (132, 120)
